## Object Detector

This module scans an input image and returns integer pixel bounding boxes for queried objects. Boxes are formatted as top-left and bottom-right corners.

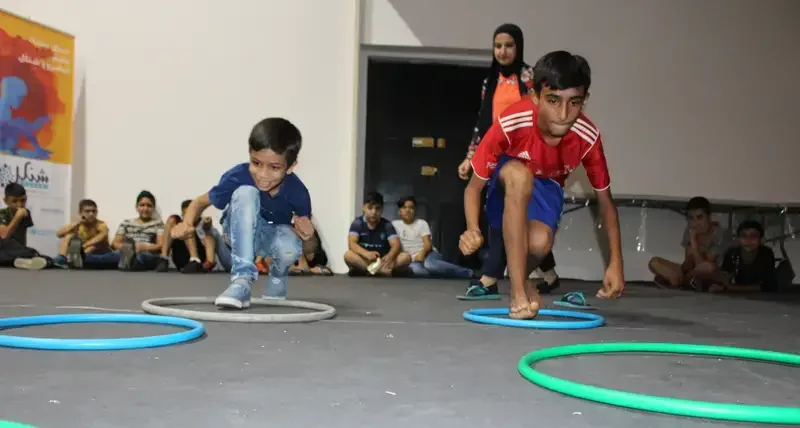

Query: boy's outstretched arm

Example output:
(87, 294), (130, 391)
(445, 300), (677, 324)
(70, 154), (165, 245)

(174, 193), (212, 239)
(595, 187), (625, 295)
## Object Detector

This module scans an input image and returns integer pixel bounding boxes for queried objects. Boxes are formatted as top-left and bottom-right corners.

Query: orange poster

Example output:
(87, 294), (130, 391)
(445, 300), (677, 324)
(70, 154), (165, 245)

(0, 9), (75, 165)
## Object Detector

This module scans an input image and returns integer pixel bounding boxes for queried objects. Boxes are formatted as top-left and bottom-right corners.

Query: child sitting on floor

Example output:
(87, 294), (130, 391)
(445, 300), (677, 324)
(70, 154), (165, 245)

(172, 117), (317, 309)
(709, 220), (777, 293)
(54, 199), (111, 269)
(0, 183), (49, 270)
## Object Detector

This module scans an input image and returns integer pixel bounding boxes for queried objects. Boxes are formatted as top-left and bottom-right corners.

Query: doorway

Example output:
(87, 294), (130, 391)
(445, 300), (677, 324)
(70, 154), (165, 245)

(363, 58), (488, 267)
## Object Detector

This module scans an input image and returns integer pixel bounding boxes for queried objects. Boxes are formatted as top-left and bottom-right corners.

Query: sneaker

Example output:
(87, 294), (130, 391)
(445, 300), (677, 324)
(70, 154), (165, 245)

(118, 239), (136, 271)
(66, 236), (84, 269)
(154, 257), (170, 272)
(14, 256), (48, 270)
(215, 282), (252, 309)
(181, 260), (207, 274)
(457, 279), (501, 300)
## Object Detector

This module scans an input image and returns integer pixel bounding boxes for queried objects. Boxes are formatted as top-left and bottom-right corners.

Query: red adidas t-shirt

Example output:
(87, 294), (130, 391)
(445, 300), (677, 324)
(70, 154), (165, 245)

(470, 98), (611, 191)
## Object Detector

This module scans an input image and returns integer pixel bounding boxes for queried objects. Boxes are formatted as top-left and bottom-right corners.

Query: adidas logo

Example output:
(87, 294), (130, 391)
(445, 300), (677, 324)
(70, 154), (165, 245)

(517, 151), (531, 160)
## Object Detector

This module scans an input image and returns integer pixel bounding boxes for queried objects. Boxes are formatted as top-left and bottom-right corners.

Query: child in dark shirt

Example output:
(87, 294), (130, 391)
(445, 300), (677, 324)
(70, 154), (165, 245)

(0, 183), (48, 269)
(710, 220), (776, 293)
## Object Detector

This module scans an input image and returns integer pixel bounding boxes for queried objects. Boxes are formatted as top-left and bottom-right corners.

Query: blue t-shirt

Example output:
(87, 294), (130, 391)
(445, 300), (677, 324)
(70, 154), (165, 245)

(348, 216), (397, 256)
(208, 163), (311, 225)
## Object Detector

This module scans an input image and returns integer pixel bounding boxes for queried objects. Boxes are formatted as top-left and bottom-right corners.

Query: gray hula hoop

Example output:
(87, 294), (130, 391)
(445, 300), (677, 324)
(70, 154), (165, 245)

(141, 296), (336, 323)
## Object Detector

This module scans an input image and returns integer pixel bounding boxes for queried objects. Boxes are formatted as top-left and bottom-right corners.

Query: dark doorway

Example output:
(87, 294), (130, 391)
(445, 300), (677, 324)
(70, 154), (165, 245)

(363, 59), (487, 268)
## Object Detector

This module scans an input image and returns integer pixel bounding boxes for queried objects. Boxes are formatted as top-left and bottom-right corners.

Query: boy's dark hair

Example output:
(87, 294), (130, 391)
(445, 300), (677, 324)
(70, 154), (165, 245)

(136, 190), (156, 207)
(181, 199), (192, 211)
(533, 50), (592, 94)
(397, 196), (416, 208)
(79, 199), (97, 211)
(4, 182), (25, 198)
(685, 196), (711, 215)
(249, 117), (302, 166)
(737, 219), (765, 238)
(363, 191), (384, 207)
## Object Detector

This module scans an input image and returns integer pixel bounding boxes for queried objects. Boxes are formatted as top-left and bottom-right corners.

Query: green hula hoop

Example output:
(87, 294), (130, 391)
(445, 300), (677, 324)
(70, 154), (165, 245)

(518, 342), (800, 424)
(0, 421), (38, 428)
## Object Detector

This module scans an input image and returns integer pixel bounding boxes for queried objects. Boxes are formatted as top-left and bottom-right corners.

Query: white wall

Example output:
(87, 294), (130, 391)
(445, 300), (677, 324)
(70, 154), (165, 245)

(1, 0), (361, 274)
(362, 0), (800, 205)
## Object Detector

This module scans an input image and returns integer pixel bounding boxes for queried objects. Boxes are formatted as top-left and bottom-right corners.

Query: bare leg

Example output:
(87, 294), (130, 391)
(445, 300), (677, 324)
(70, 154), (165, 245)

(58, 233), (73, 256)
(344, 250), (370, 274)
(524, 221), (555, 315)
(499, 160), (535, 320)
(648, 257), (683, 287)
(291, 254), (311, 273)
(379, 252), (412, 276)
(161, 217), (179, 258)
(202, 234), (216, 265)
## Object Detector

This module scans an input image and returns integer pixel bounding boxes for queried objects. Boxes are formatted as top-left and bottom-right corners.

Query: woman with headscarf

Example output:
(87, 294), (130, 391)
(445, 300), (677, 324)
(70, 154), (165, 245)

(457, 23), (561, 300)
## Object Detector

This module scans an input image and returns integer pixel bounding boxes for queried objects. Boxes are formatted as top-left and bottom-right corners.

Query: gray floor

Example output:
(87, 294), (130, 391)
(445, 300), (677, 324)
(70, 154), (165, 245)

(1, 269), (798, 428)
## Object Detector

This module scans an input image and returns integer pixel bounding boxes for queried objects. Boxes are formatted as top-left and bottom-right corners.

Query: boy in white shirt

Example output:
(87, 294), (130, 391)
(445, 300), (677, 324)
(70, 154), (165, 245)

(392, 196), (474, 278)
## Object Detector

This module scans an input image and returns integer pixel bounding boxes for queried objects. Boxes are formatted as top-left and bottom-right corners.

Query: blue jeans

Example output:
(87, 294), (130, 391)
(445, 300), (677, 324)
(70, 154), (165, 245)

(83, 250), (160, 270)
(221, 186), (302, 296)
(410, 250), (473, 278)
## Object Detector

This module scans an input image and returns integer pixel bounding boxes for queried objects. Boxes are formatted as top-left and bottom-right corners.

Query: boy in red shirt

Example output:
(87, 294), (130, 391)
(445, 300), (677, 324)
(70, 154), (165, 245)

(459, 51), (625, 319)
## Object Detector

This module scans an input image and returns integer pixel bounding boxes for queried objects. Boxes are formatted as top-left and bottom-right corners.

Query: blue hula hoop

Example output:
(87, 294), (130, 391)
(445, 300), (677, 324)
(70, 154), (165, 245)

(463, 308), (605, 329)
(0, 313), (205, 351)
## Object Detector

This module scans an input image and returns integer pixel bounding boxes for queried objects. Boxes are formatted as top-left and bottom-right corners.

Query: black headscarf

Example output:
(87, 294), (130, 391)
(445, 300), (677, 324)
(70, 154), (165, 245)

(475, 23), (529, 141)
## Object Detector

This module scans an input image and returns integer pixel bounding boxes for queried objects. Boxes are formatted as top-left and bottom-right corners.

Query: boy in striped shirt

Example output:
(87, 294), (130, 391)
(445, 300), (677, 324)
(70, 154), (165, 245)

(460, 51), (625, 319)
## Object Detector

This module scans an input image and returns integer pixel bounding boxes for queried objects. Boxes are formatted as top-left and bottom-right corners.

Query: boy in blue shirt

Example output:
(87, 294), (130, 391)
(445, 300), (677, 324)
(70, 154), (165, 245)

(172, 117), (317, 309)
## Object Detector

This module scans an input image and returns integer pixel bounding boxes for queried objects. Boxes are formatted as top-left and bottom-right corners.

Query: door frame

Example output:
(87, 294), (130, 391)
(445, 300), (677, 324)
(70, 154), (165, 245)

(355, 44), (492, 213)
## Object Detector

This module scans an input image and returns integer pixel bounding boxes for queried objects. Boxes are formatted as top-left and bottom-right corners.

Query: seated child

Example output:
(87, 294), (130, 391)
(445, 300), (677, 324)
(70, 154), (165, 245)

(290, 229), (332, 275)
(392, 196), (473, 278)
(648, 196), (732, 289)
(344, 191), (411, 276)
(54, 199), (111, 269)
(172, 117), (317, 309)
(156, 199), (217, 273)
(710, 220), (777, 293)
(112, 190), (165, 271)
(0, 183), (49, 270)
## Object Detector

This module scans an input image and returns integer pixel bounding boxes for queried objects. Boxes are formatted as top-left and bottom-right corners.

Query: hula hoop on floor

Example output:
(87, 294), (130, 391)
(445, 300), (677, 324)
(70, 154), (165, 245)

(0, 313), (205, 351)
(518, 342), (800, 424)
(141, 297), (336, 323)
(463, 308), (605, 329)
(0, 421), (38, 428)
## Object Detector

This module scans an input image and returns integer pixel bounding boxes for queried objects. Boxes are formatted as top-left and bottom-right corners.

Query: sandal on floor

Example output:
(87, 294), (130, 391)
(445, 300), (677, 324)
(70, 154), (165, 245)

(553, 292), (596, 310)
(289, 268), (312, 276)
(311, 266), (333, 276)
(457, 283), (501, 301)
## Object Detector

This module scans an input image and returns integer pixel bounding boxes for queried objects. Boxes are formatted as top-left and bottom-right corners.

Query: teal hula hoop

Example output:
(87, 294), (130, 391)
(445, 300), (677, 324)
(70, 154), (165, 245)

(518, 342), (800, 424)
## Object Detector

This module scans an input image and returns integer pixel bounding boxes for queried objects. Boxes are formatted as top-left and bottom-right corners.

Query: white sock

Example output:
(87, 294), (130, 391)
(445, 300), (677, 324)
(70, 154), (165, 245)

(543, 269), (558, 284)
(190, 257), (201, 263)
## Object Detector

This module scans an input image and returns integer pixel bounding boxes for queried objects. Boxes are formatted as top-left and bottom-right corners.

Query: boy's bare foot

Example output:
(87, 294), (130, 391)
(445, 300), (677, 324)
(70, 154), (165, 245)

(524, 279), (541, 316)
(509, 289), (536, 319)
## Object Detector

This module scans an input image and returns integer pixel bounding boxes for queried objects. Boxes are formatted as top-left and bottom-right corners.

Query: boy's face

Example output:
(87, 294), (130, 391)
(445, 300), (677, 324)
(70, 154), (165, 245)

(137, 197), (155, 220)
(80, 205), (98, 223)
(687, 208), (711, 234)
(738, 228), (762, 251)
(249, 148), (295, 192)
(3, 195), (27, 211)
(398, 201), (416, 223)
(362, 202), (382, 223)
(531, 86), (588, 141)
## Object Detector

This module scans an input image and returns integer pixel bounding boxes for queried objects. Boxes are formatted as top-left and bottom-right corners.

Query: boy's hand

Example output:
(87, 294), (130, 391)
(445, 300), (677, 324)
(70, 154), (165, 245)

(365, 251), (381, 262)
(459, 229), (483, 255)
(292, 215), (315, 241)
(14, 208), (29, 219)
(171, 222), (195, 240)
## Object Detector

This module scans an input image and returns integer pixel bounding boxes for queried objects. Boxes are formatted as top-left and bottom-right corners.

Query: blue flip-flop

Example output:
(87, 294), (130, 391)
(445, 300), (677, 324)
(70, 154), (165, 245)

(552, 292), (596, 310)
